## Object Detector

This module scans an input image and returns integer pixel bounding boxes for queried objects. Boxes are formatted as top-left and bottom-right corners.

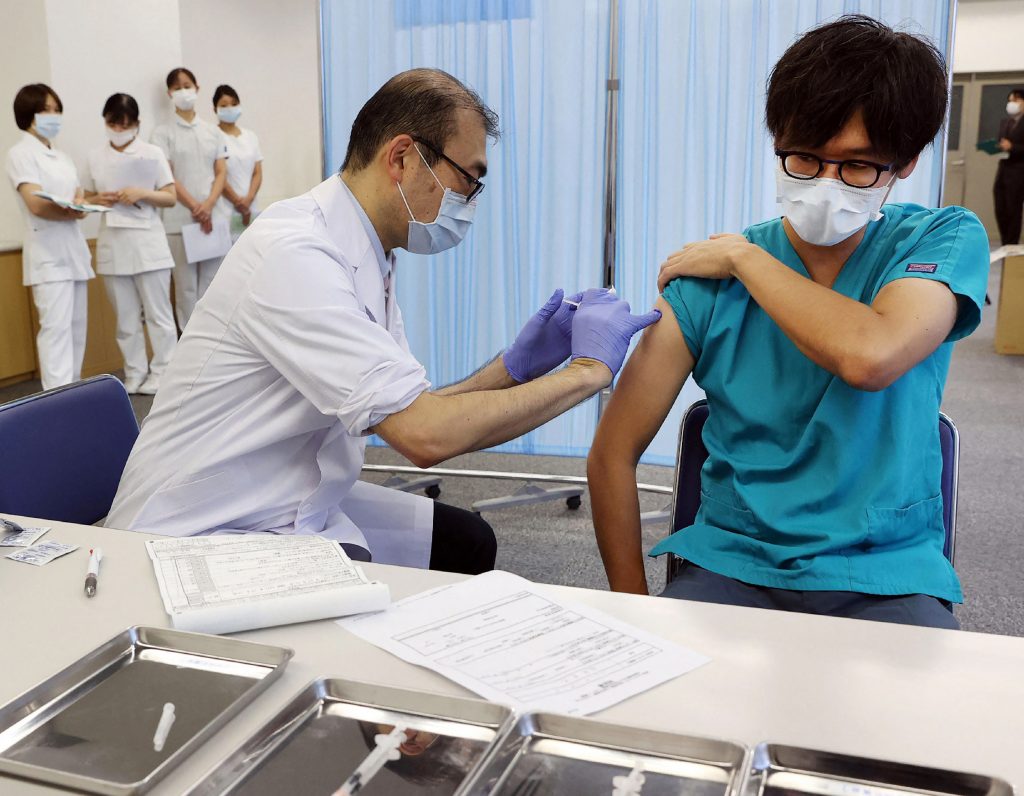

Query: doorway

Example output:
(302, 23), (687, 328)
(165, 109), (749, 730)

(943, 72), (1024, 241)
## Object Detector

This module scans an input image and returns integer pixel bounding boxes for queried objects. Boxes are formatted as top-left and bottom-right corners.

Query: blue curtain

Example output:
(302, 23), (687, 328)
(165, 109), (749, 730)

(320, 0), (953, 463)
(615, 0), (953, 464)
(322, 0), (611, 456)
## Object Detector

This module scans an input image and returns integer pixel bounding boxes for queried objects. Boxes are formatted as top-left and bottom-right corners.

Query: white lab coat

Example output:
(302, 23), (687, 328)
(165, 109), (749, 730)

(151, 115), (229, 328)
(217, 126), (262, 232)
(82, 139), (175, 275)
(5, 131), (92, 286)
(6, 131), (93, 390)
(106, 175), (436, 567)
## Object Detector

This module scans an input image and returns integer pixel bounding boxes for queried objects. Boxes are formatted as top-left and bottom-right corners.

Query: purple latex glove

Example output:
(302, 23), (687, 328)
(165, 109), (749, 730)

(502, 288), (584, 383)
(570, 288), (662, 376)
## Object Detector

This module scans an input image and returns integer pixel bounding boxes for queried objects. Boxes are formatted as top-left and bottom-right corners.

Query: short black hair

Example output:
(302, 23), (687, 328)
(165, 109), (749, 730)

(212, 84), (239, 107)
(102, 93), (139, 127)
(341, 68), (499, 172)
(166, 67), (197, 89)
(766, 14), (947, 167)
(1009, 89), (1024, 102)
(13, 83), (62, 131)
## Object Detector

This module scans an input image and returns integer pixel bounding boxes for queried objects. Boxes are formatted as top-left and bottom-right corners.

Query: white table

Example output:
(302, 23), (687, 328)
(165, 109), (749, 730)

(3, 518), (1023, 794)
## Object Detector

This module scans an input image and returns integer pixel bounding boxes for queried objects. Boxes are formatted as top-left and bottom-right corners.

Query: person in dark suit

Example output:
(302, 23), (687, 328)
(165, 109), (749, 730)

(994, 88), (1024, 245)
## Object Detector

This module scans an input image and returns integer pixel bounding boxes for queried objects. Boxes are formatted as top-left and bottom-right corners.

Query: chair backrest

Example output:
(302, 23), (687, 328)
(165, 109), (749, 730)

(666, 399), (959, 582)
(0, 375), (139, 525)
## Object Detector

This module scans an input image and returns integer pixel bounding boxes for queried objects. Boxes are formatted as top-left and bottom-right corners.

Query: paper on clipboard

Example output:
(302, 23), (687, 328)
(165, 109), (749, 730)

(181, 218), (231, 263)
(146, 535), (390, 636)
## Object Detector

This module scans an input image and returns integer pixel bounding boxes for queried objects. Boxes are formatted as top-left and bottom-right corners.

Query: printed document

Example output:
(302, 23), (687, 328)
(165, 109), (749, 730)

(147, 536), (390, 635)
(104, 156), (159, 228)
(181, 218), (231, 263)
(339, 570), (709, 715)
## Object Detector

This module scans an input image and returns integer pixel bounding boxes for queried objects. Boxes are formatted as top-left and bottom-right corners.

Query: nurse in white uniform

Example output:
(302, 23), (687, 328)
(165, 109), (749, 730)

(106, 69), (658, 572)
(5, 83), (93, 391)
(212, 85), (262, 241)
(150, 67), (228, 330)
(82, 93), (178, 395)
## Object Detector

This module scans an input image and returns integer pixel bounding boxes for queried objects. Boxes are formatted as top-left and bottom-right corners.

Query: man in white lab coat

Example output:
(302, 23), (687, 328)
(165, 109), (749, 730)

(106, 69), (659, 572)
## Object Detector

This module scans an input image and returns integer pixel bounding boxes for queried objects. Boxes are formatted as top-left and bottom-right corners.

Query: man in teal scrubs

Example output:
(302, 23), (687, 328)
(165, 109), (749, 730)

(587, 15), (989, 629)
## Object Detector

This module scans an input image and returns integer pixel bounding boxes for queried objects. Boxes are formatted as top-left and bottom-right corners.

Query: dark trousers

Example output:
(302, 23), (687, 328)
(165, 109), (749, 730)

(994, 161), (1024, 245)
(660, 563), (959, 630)
(343, 501), (496, 575)
(428, 501), (497, 574)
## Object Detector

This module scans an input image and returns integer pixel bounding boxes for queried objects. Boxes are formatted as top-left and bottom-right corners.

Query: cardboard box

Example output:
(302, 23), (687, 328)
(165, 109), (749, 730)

(995, 254), (1024, 355)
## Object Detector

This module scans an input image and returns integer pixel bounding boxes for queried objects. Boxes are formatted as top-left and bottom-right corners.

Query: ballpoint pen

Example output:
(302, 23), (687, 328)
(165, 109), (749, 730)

(84, 548), (102, 597)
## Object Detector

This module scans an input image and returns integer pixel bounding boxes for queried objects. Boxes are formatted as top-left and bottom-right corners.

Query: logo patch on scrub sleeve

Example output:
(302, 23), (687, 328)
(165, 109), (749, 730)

(906, 262), (938, 273)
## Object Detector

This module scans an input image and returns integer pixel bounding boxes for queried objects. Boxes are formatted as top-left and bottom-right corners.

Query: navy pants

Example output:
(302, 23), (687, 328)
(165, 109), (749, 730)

(343, 501), (497, 576)
(661, 563), (959, 630)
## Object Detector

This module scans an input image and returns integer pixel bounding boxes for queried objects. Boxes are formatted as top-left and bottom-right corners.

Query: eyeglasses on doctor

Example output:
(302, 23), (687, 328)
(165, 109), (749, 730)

(412, 136), (485, 201)
(775, 149), (895, 189)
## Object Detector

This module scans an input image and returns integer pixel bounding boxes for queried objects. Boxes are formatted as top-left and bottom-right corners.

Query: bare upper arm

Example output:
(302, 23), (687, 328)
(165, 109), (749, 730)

(866, 277), (959, 385)
(591, 296), (696, 464)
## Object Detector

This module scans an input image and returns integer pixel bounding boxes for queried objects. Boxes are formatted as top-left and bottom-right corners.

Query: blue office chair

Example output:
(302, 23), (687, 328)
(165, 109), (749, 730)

(0, 375), (139, 525)
(665, 399), (959, 585)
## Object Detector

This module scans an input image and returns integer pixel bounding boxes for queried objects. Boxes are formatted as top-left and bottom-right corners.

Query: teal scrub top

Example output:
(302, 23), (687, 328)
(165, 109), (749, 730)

(650, 204), (989, 602)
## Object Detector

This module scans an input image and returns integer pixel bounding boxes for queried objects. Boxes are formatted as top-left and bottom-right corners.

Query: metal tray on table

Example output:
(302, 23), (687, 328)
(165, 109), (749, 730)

(0, 625), (293, 795)
(463, 712), (748, 796)
(186, 677), (516, 796)
(743, 743), (1014, 796)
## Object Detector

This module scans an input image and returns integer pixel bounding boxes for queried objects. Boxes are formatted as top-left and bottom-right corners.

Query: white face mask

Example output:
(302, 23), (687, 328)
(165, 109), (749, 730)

(775, 164), (894, 247)
(106, 126), (137, 147)
(1007, 101), (1022, 116)
(170, 88), (197, 111)
(397, 145), (477, 255)
(33, 113), (62, 140)
(217, 105), (242, 124)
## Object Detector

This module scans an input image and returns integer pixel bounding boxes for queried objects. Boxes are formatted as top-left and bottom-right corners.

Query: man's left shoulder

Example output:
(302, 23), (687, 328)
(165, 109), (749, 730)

(883, 202), (985, 236)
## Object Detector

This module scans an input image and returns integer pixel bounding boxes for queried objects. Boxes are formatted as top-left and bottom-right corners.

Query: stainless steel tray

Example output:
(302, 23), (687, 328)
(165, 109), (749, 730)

(464, 712), (748, 796)
(0, 625), (293, 796)
(744, 743), (1014, 796)
(186, 677), (516, 796)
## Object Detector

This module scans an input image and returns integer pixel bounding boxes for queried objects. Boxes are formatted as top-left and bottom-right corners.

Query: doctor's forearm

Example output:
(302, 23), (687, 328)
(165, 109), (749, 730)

(433, 354), (517, 396)
(376, 359), (609, 468)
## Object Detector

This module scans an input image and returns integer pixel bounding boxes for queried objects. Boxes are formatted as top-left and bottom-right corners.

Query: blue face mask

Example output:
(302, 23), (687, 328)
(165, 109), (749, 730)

(34, 113), (62, 140)
(397, 145), (477, 255)
(217, 105), (242, 124)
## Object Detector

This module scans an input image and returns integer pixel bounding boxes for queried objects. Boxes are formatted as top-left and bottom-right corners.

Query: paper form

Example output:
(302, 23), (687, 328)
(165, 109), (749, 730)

(181, 218), (231, 263)
(338, 571), (710, 715)
(146, 536), (390, 635)
(104, 156), (159, 229)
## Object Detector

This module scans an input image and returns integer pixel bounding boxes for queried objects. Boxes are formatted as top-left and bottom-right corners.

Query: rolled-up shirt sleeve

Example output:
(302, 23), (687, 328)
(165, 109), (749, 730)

(235, 234), (430, 435)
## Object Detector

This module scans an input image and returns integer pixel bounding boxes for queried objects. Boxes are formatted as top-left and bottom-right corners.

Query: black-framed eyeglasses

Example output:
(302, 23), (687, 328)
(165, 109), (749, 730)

(775, 149), (894, 189)
(412, 136), (485, 201)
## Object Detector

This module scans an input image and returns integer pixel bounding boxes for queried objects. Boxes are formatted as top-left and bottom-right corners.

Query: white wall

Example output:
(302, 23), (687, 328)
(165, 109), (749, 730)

(953, 0), (1024, 74)
(0, 0), (323, 248)
(178, 0), (323, 209)
(0, 1), (51, 246)
(43, 0), (182, 240)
